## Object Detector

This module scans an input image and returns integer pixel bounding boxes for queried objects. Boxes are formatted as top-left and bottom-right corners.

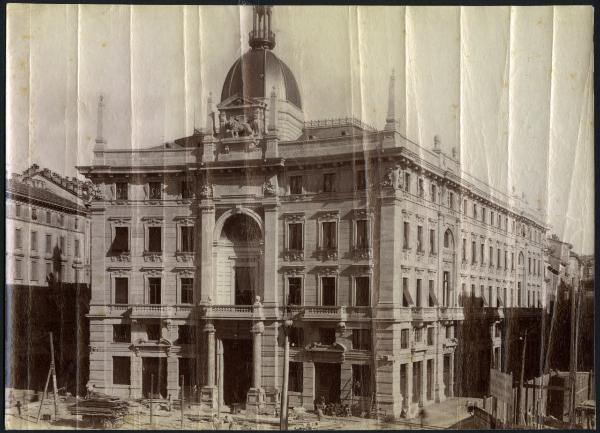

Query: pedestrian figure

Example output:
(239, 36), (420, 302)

(167, 394), (172, 412)
(15, 401), (21, 418)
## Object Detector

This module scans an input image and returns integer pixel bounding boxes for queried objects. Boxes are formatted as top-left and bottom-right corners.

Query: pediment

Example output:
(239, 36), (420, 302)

(218, 95), (265, 109)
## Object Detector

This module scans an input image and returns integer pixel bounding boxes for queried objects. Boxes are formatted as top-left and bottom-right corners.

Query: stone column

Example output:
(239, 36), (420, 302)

(131, 352), (143, 399)
(421, 360), (427, 405)
(167, 350), (179, 398)
(448, 353), (455, 397)
(262, 198), (279, 307)
(217, 338), (224, 407)
(434, 324), (445, 402)
(200, 321), (217, 409)
(199, 201), (215, 303)
(406, 361), (415, 418)
(247, 322), (265, 412)
(378, 188), (402, 306)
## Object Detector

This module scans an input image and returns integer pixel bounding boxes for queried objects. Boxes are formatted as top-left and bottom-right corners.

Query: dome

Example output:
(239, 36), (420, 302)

(220, 49), (302, 110)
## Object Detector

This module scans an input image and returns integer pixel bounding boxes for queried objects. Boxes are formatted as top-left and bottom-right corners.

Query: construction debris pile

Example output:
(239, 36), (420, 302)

(68, 395), (129, 428)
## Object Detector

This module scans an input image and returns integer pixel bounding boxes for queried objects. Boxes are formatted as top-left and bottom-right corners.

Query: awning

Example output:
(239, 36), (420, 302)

(481, 288), (489, 306)
(497, 292), (504, 307)
(429, 285), (439, 306)
(403, 285), (414, 306)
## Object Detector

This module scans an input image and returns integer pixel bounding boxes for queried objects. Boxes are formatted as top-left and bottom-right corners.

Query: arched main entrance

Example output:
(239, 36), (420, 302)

(214, 212), (263, 305)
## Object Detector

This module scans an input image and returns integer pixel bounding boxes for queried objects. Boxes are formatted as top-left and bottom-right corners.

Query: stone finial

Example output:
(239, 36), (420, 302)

(384, 69), (398, 132)
(206, 92), (215, 136)
(95, 94), (107, 147)
(433, 135), (441, 153)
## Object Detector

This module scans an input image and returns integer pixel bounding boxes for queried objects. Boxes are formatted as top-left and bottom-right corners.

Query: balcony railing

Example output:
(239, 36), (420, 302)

(201, 304), (261, 320)
(303, 306), (344, 321)
(411, 307), (438, 322)
(131, 304), (172, 318)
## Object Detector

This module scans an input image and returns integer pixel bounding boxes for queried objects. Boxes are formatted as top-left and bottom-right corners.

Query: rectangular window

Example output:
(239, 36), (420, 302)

(429, 229), (435, 254)
(416, 279), (422, 307)
(462, 239), (466, 261)
(289, 327), (304, 347)
(463, 199), (468, 214)
(290, 176), (303, 194)
(489, 246), (494, 267)
(31, 231), (37, 251)
(15, 204), (21, 217)
(288, 223), (303, 251)
(321, 277), (336, 306)
(481, 243), (485, 264)
(31, 261), (38, 281)
(323, 173), (336, 193)
(75, 218), (79, 230)
(431, 184), (437, 203)
(322, 221), (337, 250)
(289, 362), (304, 393)
(113, 324), (131, 343)
(59, 236), (65, 253)
(482, 207), (486, 223)
(449, 192), (454, 210)
(46, 235), (52, 254)
(356, 219), (369, 249)
(504, 251), (508, 270)
(112, 357), (131, 385)
(473, 203), (477, 219)
(404, 173), (410, 193)
(288, 277), (302, 306)
(58, 214), (64, 226)
(46, 211), (51, 224)
(497, 248), (501, 268)
(181, 278), (193, 304)
(112, 227), (129, 253)
(74, 239), (80, 257)
(149, 181), (162, 200)
(403, 222), (410, 249)
(352, 365), (371, 397)
(31, 208), (38, 221)
(417, 226), (423, 253)
(181, 180), (193, 199)
(352, 329), (371, 351)
(428, 280), (436, 307)
(401, 329), (409, 349)
(178, 325), (195, 344)
(148, 226), (162, 252)
(489, 286), (493, 308)
(180, 226), (194, 252)
(15, 228), (22, 249)
(15, 259), (23, 280)
(147, 324), (161, 341)
(511, 252), (515, 270)
(116, 182), (128, 200)
(356, 170), (367, 190)
(490, 211), (494, 225)
(355, 276), (370, 306)
(471, 241), (476, 264)
(415, 327), (423, 343)
(402, 278), (410, 307)
(115, 277), (128, 304)
(427, 327), (434, 346)
(319, 328), (336, 345)
(149, 278), (161, 304)
(418, 179), (424, 198)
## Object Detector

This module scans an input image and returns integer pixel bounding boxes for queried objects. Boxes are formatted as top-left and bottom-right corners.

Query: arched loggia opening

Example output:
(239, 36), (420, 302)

(215, 213), (263, 305)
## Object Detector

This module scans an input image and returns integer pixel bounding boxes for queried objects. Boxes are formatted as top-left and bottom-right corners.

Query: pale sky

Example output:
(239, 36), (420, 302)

(6, 5), (594, 253)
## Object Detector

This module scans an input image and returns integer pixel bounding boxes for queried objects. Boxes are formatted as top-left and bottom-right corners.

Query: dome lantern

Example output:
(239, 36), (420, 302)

(249, 6), (275, 50)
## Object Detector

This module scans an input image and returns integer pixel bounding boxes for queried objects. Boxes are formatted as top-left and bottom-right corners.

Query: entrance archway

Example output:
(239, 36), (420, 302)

(215, 212), (263, 305)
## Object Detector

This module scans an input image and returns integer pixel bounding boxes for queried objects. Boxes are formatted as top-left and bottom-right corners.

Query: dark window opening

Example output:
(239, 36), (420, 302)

(401, 329), (409, 348)
(149, 278), (161, 304)
(288, 223), (303, 251)
(323, 173), (336, 193)
(402, 278), (410, 307)
(352, 365), (371, 397)
(115, 278), (129, 304)
(355, 277), (370, 306)
(178, 325), (196, 344)
(148, 226), (162, 252)
(116, 182), (128, 200)
(181, 226), (194, 253)
(289, 362), (303, 392)
(322, 221), (337, 250)
(290, 176), (303, 195)
(149, 181), (162, 200)
(417, 226), (423, 253)
(427, 327), (434, 345)
(321, 277), (336, 306)
(181, 181), (193, 199)
(235, 267), (255, 305)
(429, 229), (436, 254)
(288, 277), (302, 306)
(112, 227), (129, 253)
(113, 324), (131, 343)
(356, 219), (369, 249)
(403, 222), (410, 249)
(32, 208), (38, 221)
(113, 357), (131, 385)
(416, 279), (422, 307)
(289, 327), (304, 348)
(181, 278), (193, 304)
(356, 170), (367, 190)
(352, 329), (371, 351)
(146, 324), (161, 341)
(319, 328), (336, 345)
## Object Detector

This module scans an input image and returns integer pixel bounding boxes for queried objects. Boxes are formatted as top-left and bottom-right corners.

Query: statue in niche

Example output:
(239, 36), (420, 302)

(382, 166), (400, 189)
(263, 175), (277, 196)
(199, 183), (213, 199)
(223, 115), (254, 138)
(251, 108), (264, 136)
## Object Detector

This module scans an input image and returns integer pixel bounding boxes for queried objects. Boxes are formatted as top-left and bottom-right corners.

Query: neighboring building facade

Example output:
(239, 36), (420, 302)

(78, 6), (546, 418)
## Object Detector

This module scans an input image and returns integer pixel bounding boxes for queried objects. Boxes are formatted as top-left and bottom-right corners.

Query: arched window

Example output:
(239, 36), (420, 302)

(443, 229), (454, 249)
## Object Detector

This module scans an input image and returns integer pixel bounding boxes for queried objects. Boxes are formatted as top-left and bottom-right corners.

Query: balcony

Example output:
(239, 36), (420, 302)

(484, 307), (504, 320)
(201, 304), (261, 320)
(410, 341), (427, 353)
(352, 247), (373, 261)
(131, 304), (172, 318)
(346, 306), (372, 321)
(283, 249), (304, 262)
(439, 306), (465, 322)
(303, 306), (344, 321)
(411, 307), (438, 323)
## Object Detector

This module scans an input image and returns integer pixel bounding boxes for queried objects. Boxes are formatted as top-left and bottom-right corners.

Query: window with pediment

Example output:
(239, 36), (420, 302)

(352, 209), (372, 260)
(283, 213), (304, 261)
(317, 211), (339, 261)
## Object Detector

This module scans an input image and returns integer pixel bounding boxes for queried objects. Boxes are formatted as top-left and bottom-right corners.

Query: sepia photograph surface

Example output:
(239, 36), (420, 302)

(5, 4), (595, 430)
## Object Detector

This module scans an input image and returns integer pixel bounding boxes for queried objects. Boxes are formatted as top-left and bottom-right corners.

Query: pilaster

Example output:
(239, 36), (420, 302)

(199, 200), (215, 303)
(262, 197), (280, 307)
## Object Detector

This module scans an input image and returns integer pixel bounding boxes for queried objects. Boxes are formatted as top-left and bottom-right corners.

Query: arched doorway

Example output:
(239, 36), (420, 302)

(215, 212), (263, 305)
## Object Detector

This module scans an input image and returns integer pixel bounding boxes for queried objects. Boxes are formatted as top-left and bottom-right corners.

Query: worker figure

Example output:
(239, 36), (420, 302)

(15, 401), (22, 418)
(419, 406), (428, 428)
(167, 394), (172, 412)
(86, 382), (96, 399)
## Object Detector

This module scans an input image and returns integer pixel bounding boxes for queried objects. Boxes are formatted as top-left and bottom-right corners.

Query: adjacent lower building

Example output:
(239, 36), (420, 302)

(78, 6), (547, 418)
